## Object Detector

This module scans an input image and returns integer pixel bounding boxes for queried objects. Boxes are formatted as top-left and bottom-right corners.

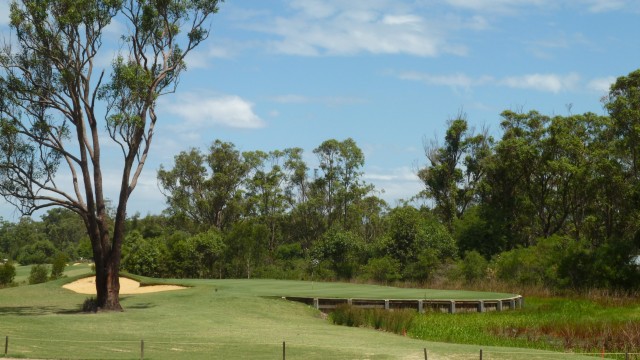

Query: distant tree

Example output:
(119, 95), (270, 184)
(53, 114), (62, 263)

(122, 231), (165, 278)
(28, 264), (49, 285)
(17, 239), (57, 264)
(170, 229), (225, 278)
(384, 206), (457, 267)
(0, 0), (220, 310)
(158, 141), (248, 231)
(50, 252), (67, 279)
(418, 115), (492, 229)
(313, 138), (372, 229)
(0, 261), (16, 286)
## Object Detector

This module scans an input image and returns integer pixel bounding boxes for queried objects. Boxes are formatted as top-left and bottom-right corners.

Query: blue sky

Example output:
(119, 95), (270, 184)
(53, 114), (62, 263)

(1, 0), (640, 221)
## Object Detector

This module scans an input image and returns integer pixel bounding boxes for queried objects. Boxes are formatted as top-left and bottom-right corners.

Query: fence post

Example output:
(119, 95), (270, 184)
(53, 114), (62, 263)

(313, 298), (319, 310)
(418, 300), (424, 313)
(4, 336), (7, 357)
(282, 341), (286, 360)
(423, 347), (427, 360)
(384, 300), (389, 310)
(479, 349), (483, 360)
(449, 301), (456, 314)
(140, 339), (144, 360)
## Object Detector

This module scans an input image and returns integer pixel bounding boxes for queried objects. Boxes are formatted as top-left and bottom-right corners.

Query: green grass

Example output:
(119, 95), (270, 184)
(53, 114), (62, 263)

(0, 270), (599, 359)
(13, 263), (93, 285)
(409, 296), (640, 356)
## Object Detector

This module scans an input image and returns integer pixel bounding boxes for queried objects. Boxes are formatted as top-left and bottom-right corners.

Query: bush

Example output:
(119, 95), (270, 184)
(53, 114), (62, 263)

(82, 297), (98, 313)
(0, 261), (16, 286)
(29, 264), (50, 284)
(362, 256), (401, 284)
(460, 250), (488, 283)
(50, 253), (67, 279)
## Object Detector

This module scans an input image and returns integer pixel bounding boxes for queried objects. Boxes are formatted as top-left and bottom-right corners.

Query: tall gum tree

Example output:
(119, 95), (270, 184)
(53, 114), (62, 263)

(0, 0), (220, 311)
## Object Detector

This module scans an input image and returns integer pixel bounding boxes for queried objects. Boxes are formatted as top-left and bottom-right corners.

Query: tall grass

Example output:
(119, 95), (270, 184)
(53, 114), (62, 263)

(330, 304), (415, 334)
(330, 297), (640, 357)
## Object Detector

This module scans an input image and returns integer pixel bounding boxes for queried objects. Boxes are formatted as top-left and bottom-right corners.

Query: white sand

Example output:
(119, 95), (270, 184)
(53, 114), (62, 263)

(63, 276), (186, 295)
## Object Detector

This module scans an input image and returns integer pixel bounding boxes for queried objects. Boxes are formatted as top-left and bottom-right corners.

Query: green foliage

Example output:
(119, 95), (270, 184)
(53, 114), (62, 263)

(17, 239), (57, 264)
(122, 231), (166, 277)
(170, 229), (225, 278)
(81, 297), (99, 313)
(312, 228), (364, 279)
(28, 264), (49, 284)
(385, 206), (457, 268)
(50, 252), (67, 280)
(223, 220), (269, 279)
(157, 142), (249, 230)
(362, 256), (401, 284)
(403, 248), (441, 283)
(0, 261), (16, 285)
(459, 250), (488, 283)
(330, 305), (415, 335)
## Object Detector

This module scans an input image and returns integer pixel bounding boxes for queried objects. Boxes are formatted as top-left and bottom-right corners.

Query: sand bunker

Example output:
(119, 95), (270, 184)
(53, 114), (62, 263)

(63, 276), (186, 295)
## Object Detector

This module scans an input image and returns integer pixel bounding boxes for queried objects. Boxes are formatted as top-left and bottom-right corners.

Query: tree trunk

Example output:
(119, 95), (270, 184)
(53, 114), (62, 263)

(94, 249), (123, 311)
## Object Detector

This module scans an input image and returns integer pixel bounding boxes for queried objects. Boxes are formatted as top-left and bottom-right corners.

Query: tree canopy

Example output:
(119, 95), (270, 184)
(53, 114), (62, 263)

(0, 0), (220, 310)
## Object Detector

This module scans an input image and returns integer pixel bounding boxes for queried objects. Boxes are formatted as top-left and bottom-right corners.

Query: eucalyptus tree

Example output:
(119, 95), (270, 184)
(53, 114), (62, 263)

(243, 148), (304, 257)
(0, 0), (220, 310)
(312, 138), (372, 229)
(418, 115), (492, 229)
(158, 140), (248, 231)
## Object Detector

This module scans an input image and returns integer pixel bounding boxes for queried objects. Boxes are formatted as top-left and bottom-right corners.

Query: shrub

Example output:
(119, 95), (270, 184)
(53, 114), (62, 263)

(82, 297), (98, 313)
(28, 264), (50, 284)
(460, 250), (488, 283)
(362, 256), (401, 284)
(0, 261), (16, 286)
(50, 253), (67, 279)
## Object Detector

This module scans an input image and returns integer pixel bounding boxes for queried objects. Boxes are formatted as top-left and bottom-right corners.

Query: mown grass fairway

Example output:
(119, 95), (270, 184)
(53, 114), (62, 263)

(0, 269), (598, 359)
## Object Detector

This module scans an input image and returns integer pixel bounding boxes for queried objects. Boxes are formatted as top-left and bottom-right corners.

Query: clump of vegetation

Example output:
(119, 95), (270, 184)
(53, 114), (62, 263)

(0, 261), (16, 286)
(81, 297), (99, 313)
(50, 253), (67, 280)
(28, 264), (50, 285)
(330, 305), (415, 335)
(409, 297), (640, 355)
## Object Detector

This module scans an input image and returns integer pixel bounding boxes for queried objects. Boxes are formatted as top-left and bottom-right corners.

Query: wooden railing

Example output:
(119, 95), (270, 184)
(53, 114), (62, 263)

(282, 295), (524, 313)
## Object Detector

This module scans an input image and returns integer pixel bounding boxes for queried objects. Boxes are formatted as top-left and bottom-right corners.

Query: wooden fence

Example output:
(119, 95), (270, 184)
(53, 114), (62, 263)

(282, 295), (524, 313)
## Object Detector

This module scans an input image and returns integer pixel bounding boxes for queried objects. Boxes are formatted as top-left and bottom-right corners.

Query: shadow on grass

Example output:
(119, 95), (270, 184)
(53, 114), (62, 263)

(0, 301), (158, 315)
(0, 306), (84, 316)
(126, 302), (156, 309)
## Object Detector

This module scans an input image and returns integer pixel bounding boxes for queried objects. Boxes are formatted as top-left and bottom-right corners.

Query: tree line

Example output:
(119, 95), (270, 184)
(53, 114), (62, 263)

(3, 68), (640, 292)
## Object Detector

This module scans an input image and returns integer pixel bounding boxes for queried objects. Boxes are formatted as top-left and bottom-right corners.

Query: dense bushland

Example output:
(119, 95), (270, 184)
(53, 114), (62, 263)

(2, 69), (640, 295)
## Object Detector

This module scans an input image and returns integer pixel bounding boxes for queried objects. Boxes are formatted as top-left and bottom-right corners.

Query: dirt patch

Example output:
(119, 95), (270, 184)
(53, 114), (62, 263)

(63, 276), (186, 295)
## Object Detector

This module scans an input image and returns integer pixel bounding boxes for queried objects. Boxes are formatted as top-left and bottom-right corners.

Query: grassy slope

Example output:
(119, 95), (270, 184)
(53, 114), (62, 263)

(0, 269), (596, 360)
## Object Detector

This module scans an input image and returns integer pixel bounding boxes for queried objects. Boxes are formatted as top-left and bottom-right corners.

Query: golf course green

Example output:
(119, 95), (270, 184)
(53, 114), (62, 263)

(0, 265), (597, 359)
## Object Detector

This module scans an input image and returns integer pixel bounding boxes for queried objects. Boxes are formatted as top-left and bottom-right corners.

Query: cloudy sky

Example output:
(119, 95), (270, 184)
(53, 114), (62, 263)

(1, 0), (640, 221)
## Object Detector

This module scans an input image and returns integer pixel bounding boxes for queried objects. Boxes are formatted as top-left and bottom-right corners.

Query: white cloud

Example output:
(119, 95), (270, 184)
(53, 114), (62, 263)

(254, 1), (469, 57)
(397, 71), (590, 94)
(269, 94), (366, 106)
(587, 76), (616, 93)
(586, 0), (627, 13)
(444, 0), (547, 14)
(398, 71), (493, 90)
(161, 93), (266, 130)
(289, 0), (338, 19)
(501, 73), (580, 93)
(270, 94), (310, 104)
(364, 166), (423, 203)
